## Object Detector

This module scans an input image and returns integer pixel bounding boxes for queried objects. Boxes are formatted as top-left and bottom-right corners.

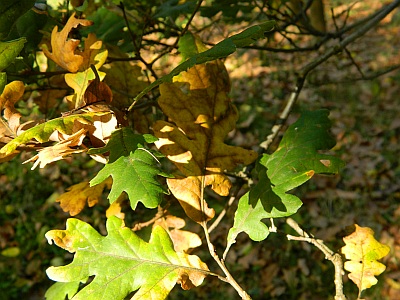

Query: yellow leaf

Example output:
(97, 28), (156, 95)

(42, 13), (93, 72)
(56, 177), (112, 216)
(153, 61), (257, 222)
(342, 224), (391, 293)
(106, 194), (126, 219)
(0, 81), (24, 136)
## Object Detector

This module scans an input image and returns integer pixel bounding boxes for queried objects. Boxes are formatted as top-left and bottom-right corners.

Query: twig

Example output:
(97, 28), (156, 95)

(208, 194), (236, 234)
(286, 218), (346, 300)
(201, 220), (252, 300)
(132, 206), (166, 231)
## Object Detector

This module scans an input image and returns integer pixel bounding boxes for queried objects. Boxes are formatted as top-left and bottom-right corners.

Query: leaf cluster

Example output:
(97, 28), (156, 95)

(0, 1), (393, 299)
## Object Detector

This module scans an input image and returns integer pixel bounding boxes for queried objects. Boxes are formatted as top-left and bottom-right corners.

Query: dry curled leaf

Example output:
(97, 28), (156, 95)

(42, 13), (93, 72)
(153, 61), (257, 222)
(23, 128), (87, 170)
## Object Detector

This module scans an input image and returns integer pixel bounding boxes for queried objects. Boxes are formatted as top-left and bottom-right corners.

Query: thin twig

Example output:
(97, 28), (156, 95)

(286, 218), (346, 300)
(201, 220), (252, 300)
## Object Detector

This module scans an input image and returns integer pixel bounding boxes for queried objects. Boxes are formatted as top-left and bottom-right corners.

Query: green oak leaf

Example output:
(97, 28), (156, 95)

(89, 127), (168, 209)
(0, 112), (106, 155)
(0, 38), (26, 71)
(46, 216), (209, 300)
(226, 110), (345, 248)
(0, 0), (35, 40)
(129, 21), (275, 109)
(45, 281), (82, 300)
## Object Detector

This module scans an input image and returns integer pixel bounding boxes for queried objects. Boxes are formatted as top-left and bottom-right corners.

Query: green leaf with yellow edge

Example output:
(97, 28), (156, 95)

(342, 224), (390, 294)
(226, 110), (345, 250)
(0, 112), (106, 155)
(46, 216), (209, 300)
(153, 61), (258, 223)
(89, 127), (168, 210)
(130, 21), (275, 108)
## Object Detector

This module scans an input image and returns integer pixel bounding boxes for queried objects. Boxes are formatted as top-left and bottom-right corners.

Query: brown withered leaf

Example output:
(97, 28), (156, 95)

(84, 73), (113, 105)
(56, 177), (112, 216)
(153, 61), (258, 223)
(42, 13), (93, 72)
(155, 215), (202, 253)
(23, 128), (87, 170)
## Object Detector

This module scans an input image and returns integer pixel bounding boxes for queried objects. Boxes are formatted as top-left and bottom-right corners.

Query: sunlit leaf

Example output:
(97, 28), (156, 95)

(89, 127), (168, 209)
(42, 13), (93, 72)
(23, 128), (87, 170)
(154, 214), (202, 252)
(342, 224), (390, 293)
(45, 281), (81, 300)
(46, 216), (209, 299)
(153, 61), (257, 222)
(226, 110), (345, 249)
(55, 178), (112, 216)
(0, 112), (107, 155)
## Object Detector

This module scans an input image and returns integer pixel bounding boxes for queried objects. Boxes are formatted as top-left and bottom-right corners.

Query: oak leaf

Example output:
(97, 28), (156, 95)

(42, 13), (93, 73)
(105, 194), (126, 219)
(155, 214), (202, 252)
(55, 177), (112, 216)
(226, 110), (345, 253)
(0, 81), (24, 161)
(89, 127), (168, 210)
(0, 111), (108, 156)
(0, 81), (23, 138)
(64, 37), (108, 109)
(46, 216), (209, 299)
(342, 224), (390, 294)
(153, 61), (258, 222)
(23, 128), (87, 169)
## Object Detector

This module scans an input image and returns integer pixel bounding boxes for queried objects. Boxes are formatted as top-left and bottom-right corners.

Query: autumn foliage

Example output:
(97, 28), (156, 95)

(1, 1), (397, 299)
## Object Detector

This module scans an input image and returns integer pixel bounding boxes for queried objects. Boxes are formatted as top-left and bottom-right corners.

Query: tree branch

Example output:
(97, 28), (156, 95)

(286, 218), (347, 300)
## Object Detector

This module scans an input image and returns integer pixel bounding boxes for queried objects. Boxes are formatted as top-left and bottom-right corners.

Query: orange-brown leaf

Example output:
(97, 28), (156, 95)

(56, 177), (112, 216)
(153, 61), (257, 222)
(155, 214), (202, 252)
(42, 13), (93, 72)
